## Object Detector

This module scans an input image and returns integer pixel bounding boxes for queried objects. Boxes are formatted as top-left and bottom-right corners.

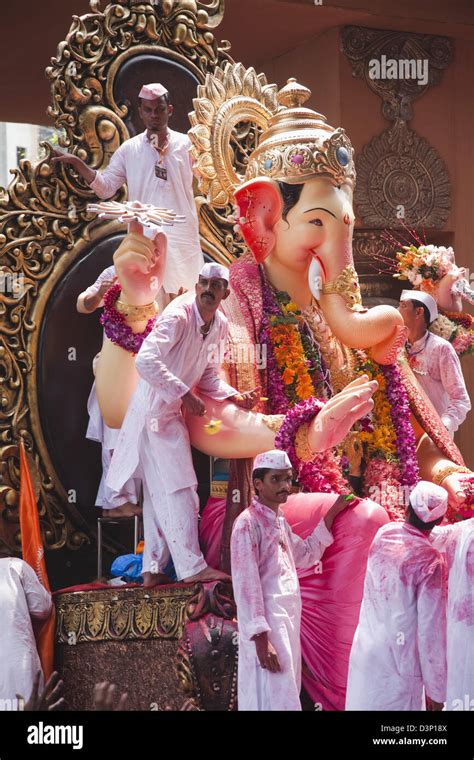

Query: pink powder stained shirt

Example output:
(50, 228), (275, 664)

(431, 519), (474, 710)
(107, 300), (237, 495)
(0, 558), (52, 703)
(89, 130), (204, 293)
(231, 497), (334, 711)
(407, 331), (471, 435)
(346, 521), (447, 710)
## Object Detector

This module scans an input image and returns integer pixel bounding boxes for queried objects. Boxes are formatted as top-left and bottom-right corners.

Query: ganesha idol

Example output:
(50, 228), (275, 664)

(95, 70), (472, 710)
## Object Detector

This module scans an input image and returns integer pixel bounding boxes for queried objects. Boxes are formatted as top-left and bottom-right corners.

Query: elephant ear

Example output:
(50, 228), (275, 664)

(234, 178), (283, 263)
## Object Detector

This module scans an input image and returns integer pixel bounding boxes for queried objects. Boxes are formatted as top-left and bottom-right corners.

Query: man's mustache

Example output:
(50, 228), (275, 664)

(201, 292), (215, 299)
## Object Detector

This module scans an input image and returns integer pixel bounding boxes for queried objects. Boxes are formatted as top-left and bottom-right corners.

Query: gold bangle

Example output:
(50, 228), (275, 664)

(294, 422), (315, 463)
(116, 299), (158, 322)
(261, 414), (285, 434)
(432, 464), (471, 486)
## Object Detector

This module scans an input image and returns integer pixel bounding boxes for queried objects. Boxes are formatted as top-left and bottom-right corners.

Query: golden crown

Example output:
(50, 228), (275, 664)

(245, 78), (356, 188)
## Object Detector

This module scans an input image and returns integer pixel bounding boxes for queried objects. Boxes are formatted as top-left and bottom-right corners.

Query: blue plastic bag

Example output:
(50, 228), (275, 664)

(110, 553), (177, 583)
(110, 553), (143, 582)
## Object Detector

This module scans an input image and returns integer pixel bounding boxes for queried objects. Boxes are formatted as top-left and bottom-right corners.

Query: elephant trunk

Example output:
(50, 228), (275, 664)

(309, 255), (407, 365)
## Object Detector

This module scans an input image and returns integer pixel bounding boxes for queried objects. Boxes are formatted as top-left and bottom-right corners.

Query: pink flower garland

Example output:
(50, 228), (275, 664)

(100, 283), (156, 354)
(275, 397), (350, 494)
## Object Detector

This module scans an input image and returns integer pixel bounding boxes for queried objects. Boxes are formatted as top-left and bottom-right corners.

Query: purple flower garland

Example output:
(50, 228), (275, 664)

(275, 397), (349, 494)
(381, 362), (420, 489)
(100, 283), (156, 355)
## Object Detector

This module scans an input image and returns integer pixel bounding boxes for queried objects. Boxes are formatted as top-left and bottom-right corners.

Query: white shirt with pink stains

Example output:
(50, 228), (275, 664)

(0, 558), (52, 703)
(346, 521), (447, 710)
(89, 130), (204, 294)
(430, 519), (474, 711)
(231, 497), (334, 711)
(107, 299), (237, 496)
(407, 331), (471, 435)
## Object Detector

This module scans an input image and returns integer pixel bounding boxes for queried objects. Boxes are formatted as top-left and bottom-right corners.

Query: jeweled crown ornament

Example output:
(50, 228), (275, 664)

(245, 78), (356, 187)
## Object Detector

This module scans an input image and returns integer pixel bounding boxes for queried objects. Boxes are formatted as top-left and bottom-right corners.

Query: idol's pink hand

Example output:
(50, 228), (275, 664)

(308, 375), (378, 453)
(113, 220), (167, 306)
(443, 473), (473, 510)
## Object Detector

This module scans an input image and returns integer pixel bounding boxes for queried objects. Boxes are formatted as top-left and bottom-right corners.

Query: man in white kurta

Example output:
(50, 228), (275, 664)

(0, 555), (52, 705)
(77, 266), (141, 515)
(231, 450), (355, 711)
(346, 481), (448, 711)
(399, 290), (471, 436)
(430, 517), (474, 711)
(107, 263), (249, 584)
(53, 82), (204, 295)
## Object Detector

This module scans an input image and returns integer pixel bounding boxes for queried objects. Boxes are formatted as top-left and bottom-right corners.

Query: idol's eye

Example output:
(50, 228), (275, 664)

(309, 218), (323, 226)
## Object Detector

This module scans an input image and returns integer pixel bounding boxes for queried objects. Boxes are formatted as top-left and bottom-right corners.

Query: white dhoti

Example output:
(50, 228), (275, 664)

(139, 423), (206, 580)
(86, 383), (140, 509)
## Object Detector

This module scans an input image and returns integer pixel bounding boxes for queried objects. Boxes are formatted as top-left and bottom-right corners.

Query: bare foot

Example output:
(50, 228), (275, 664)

(142, 571), (172, 588)
(182, 566), (231, 584)
(101, 503), (142, 518)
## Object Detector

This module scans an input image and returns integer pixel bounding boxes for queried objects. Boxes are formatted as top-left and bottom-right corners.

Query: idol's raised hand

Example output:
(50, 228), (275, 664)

(113, 218), (167, 306)
(308, 375), (378, 453)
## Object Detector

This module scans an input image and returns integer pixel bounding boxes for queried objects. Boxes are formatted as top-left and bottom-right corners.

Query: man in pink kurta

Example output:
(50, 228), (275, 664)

(346, 481), (448, 711)
(107, 263), (254, 584)
(231, 450), (357, 711)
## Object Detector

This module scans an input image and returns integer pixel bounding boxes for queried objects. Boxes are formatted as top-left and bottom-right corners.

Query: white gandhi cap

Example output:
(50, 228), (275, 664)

(139, 83), (169, 100)
(199, 262), (229, 283)
(409, 480), (448, 523)
(253, 450), (292, 472)
(400, 289), (438, 324)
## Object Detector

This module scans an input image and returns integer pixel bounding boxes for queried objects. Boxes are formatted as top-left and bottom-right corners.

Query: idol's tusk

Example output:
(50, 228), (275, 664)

(308, 257), (323, 300)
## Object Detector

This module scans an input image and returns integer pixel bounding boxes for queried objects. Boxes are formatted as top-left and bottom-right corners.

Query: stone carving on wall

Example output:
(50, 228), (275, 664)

(341, 26), (453, 230)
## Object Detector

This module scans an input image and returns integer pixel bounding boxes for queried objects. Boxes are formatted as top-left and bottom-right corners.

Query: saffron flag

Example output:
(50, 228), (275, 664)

(19, 440), (55, 679)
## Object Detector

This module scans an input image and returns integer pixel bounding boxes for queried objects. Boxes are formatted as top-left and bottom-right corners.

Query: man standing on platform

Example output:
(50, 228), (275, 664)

(399, 290), (471, 437)
(52, 82), (204, 301)
(107, 262), (257, 586)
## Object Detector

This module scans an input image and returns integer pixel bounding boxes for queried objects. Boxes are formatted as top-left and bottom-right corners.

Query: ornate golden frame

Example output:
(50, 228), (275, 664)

(0, 0), (231, 553)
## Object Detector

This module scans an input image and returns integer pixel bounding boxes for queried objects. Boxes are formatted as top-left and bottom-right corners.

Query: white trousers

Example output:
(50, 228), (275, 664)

(139, 438), (207, 580)
(96, 446), (140, 509)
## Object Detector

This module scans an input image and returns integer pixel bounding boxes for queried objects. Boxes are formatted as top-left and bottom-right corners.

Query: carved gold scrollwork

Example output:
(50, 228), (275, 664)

(189, 62), (279, 207)
(78, 106), (129, 169)
(55, 585), (198, 643)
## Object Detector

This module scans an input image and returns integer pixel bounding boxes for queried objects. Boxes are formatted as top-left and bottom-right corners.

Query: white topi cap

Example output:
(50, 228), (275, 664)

(139, 83), (169, 100)
(409, 480), (448, 523)
(400, 289), (438, 324)
(253, 450), (292, 472)
(199, 262), (229, 282)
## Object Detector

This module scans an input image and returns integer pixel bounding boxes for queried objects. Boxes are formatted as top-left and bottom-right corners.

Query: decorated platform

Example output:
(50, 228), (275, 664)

(54, 581), (238, 711)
